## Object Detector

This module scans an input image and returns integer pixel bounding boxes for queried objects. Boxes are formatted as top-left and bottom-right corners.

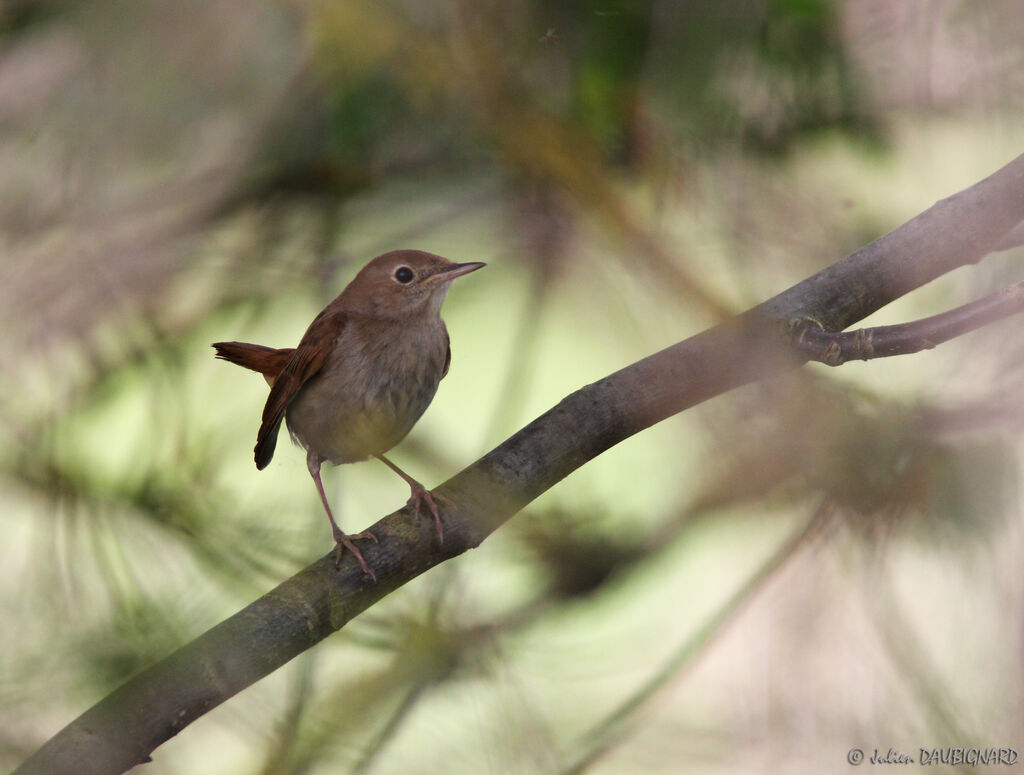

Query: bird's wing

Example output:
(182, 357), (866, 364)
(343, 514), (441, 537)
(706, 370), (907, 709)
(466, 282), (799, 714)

(254, 309), (342, 469)
(441, 325), (451, 379)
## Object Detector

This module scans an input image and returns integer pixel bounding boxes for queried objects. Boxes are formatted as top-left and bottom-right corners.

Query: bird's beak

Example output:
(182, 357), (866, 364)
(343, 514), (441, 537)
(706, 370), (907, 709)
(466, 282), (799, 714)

(440, 261), (486, 280)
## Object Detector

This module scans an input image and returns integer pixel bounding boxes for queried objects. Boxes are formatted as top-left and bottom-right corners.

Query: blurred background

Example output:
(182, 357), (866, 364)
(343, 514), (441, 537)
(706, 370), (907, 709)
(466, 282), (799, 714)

(2, 1), (1024, 773)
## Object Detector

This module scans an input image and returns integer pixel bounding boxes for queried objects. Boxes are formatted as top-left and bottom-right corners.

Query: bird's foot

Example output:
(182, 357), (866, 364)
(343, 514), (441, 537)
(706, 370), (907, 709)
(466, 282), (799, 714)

(406, 484), (453, 544)
(332, 527), (379, 581)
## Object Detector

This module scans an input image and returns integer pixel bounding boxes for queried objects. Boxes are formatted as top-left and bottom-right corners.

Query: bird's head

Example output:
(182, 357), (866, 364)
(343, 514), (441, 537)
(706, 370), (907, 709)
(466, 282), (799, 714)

(343, 249), (485, 318)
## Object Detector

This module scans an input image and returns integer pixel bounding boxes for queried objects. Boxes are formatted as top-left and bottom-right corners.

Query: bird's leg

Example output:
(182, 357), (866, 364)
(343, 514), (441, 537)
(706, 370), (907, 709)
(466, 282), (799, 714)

(375, 453), (451, 543)
(308, 451), (378, 580)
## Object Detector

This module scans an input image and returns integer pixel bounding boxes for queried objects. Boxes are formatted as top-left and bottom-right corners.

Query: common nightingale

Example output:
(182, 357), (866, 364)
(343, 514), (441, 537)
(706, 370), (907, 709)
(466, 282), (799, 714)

(213, 249), (485, 579)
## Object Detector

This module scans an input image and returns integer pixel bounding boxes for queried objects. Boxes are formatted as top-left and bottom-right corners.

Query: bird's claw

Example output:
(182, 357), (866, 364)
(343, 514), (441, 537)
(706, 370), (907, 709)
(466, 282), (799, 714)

(406, 485), (453, 543)
(332, 528), (378, 582)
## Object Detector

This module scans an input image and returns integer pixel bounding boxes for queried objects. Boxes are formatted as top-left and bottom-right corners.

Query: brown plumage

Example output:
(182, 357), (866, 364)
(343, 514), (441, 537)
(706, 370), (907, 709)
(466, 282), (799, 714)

(211, 342), (292, 386)
(213, 249), (484, 579)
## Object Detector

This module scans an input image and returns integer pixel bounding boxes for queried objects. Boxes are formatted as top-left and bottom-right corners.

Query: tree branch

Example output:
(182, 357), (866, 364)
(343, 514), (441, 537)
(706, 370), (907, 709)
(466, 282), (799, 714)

(14, 153), (1024, 775)
(791, 280), (1024, 365)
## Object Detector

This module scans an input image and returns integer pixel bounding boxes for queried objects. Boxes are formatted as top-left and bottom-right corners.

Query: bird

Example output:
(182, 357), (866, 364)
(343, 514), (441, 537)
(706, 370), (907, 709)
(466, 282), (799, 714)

(213, 249), (485, 579)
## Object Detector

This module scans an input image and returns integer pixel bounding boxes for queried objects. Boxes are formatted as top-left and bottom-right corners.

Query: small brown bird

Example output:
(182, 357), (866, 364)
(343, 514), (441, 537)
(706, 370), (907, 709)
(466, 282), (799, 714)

(213, 249), (484, 579)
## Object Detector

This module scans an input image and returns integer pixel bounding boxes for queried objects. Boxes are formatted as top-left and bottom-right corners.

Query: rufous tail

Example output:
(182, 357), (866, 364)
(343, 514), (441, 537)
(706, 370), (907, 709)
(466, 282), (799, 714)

(212, 341), (293, 387)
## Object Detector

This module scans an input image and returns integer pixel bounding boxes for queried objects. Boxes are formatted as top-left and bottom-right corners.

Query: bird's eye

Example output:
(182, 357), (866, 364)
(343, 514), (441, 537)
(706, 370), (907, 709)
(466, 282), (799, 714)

(393, 266), (415, 284)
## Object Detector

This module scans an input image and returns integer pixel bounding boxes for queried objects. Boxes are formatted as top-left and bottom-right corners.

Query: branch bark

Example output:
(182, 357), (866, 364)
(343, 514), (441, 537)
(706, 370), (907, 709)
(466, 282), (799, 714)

(15, 153), (1024, 775)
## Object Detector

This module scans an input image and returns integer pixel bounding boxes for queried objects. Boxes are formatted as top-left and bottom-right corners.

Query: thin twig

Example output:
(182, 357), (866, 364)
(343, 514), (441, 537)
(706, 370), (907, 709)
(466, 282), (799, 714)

(791, 281), (1024, 366)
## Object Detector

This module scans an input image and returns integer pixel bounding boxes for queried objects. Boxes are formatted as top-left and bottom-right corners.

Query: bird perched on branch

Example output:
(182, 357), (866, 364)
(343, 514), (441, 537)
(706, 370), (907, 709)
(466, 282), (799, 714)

(213, 249), (485, 580)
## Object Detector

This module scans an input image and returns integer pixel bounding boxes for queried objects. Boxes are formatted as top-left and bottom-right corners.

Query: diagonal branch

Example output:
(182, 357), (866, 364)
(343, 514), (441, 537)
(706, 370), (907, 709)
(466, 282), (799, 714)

(14, 153), (1024, 775)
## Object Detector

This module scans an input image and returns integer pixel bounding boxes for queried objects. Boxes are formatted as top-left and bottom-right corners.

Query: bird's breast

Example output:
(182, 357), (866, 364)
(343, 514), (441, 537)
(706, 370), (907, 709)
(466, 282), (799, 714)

(285, 316), (449, 464)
